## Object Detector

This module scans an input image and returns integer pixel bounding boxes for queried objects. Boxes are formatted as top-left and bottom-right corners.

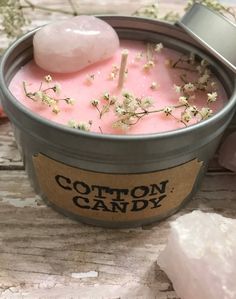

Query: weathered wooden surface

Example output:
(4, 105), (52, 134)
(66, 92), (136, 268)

(0, 1), (236, 298)
(0, 171), (235, 298)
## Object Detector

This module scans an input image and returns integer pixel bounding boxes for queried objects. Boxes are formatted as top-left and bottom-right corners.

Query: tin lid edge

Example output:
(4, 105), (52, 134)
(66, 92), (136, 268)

(177, 3), (236, 73)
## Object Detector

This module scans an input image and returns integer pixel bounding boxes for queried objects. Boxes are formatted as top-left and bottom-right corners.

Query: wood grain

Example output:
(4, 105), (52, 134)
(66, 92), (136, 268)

(0, 171), (235, 298)
(0, 1), (235, 298)
(0, 120), (23, 170)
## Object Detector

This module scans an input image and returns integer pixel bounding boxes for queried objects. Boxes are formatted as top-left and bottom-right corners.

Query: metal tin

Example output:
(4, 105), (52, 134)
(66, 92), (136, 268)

(178, 3), (236, 73)
(0, 16), (236, 228)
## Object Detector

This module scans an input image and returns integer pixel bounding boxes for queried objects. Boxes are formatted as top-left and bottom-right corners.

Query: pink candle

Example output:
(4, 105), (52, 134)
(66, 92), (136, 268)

(9, 40), (227, 135)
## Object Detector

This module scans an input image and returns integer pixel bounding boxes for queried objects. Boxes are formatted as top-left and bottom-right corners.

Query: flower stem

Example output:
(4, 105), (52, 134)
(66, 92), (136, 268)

(135, 104), (185, 116)
(20, 0), (76, 15)
(23, 81), (37, 101)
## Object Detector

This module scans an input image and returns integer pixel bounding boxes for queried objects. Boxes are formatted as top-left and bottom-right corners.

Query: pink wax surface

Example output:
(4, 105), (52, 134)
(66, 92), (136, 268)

(9, 40), (227, 135)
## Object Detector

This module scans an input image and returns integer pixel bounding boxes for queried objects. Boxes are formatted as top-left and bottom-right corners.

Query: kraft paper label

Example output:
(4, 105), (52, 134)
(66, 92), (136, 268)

(33, 154), (202, 222)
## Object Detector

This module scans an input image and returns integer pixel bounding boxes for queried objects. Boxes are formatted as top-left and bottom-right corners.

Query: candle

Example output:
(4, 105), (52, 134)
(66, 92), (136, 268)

(2, 15), (235, 227)
(9, 40), (227, 135)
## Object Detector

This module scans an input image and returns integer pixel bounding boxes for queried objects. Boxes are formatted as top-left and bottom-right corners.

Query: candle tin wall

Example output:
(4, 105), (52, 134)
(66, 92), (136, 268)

(0, 16), (236, 228)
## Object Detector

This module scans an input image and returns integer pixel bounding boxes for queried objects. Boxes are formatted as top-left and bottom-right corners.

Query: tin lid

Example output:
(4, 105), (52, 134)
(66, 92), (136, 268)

(178, 3), (236, 73)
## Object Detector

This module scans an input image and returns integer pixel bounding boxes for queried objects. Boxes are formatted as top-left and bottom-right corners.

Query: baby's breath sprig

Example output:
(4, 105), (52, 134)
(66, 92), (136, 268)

(112, 91), (189, 130)
(171, 54), (218, 98)
(0, 0), (28, 39)
(22, 75), (75, 114)
(155, 43), (164, 53)
(91, 92), (117, 119)
(68, 119), (92, 131)
(112, 68), (218, 131)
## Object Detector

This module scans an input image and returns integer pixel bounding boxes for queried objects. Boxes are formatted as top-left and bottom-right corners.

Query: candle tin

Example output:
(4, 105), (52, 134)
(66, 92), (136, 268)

(0, 16), (236, 228)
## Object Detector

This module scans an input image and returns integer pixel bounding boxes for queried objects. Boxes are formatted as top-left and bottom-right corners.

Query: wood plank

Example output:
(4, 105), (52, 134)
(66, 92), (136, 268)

(0, 170), (235, 297)
(0, 120), (23, 169)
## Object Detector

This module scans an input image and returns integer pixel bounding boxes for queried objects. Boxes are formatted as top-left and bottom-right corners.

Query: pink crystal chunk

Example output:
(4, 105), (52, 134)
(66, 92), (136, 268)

(158, 211), (236, 299)
(33, 16), (120, 73)
(218, 132), (236, 172)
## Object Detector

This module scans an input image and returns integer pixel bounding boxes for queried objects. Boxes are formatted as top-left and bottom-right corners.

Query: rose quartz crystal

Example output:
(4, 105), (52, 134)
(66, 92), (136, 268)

(33, 16), (119, 73)
(218, 132), (236, 172)
(158, 211), (236, 299)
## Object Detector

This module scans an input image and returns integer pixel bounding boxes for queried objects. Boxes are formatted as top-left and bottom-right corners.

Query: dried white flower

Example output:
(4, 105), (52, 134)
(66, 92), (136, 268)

(140, 97), (154, 109)
(122, 92), (138, 112)
(113, 120), (130, 131)
(187, 105), (198, 116)
(150, 82), (159, 90)
(147, 60), (155, 67)
(68, 120), (78, 128)
(52, 105), (60, 114)
(115, 105), (126, 116)
(126, 100), (139, 113)
(200, 107), (213, 120)
(174, 84), (182, 94)
(91, 99), (99, 107)
(207, 92), (218, 103)
(41, 94), (56, 106)
(163, 106), (173, 116)
(44, 75), (52, 83)
(179, 96), (188, 105)
(77, 121), (91, 131)
(110, 96), (117, 105)
(53, 83), (61, 94)
(143, 60), (155, 71)
(184, 83), (196, 93)
(34, 91), (43, 101)
(65, 97), (75, 105)
(103, 92), (110, 101)
(155, 43), (164, 53)
(181, 111), (192, 123)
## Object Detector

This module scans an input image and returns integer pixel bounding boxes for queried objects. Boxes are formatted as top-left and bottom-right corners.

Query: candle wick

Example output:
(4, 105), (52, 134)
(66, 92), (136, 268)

(118, 49), (129, 89)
